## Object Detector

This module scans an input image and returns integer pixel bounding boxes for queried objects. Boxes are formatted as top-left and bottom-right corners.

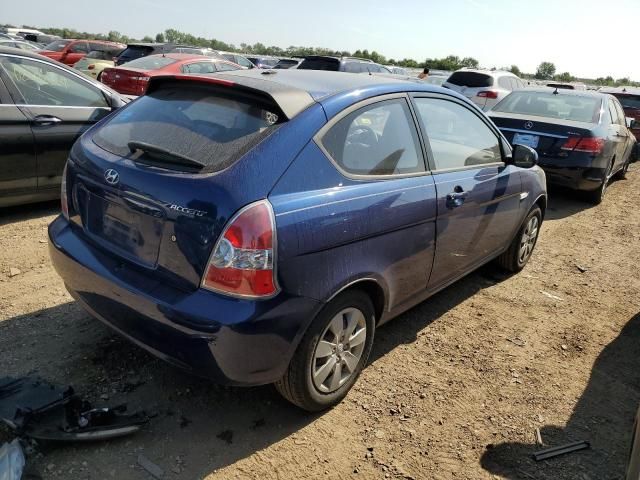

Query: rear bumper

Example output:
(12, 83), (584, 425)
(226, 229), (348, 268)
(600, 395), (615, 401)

(537, 161), (606, 191)
(48, 216), (322, 386)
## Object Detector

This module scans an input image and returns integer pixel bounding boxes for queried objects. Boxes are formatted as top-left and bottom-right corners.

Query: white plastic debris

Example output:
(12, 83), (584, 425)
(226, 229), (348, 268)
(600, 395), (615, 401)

(0, 440), (25, 480)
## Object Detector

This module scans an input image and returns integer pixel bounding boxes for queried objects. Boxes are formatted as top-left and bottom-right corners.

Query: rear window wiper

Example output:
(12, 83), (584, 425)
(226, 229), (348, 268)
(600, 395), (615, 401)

(128, 141), (206, 171)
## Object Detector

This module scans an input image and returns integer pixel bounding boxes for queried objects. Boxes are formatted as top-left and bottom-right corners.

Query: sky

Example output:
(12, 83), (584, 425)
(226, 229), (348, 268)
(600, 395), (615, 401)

(4, 0), (639, 80)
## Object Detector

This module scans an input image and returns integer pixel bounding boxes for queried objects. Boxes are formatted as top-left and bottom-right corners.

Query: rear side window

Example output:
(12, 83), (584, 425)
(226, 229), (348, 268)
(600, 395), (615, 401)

(122, 56), (177, 70)
(43, 39), (70, 51)
(182, 62), (217, 74)
(320, 98), (424, 176)
(414, 98), (501, 170)
(69, 41), (89, 54)
(498, 77), (512, 90)
(447, 72), (493, 88)
(298, 57), (340, 71)
(93, 85), (283, 173)
(613, 94), (640, 110)
(492, 91), (601, 123)
(117, 46), (153, 62)
(343, 62), (363, 73)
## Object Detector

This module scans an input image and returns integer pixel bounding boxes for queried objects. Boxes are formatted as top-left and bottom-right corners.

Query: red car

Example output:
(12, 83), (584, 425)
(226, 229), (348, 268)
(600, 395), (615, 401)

(100, 53), (242, 95)
(601, 87), (640, 143)
(39, 39), (126, 66)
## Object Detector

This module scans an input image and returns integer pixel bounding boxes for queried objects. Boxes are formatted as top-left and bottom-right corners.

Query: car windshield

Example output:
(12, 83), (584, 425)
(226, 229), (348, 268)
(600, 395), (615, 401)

(614, 94), (640, 110)
(298, 57), (340, 71)
(120, 56), (177, 70)
(44, 39), (71, 51)
(117, 46), (153, 62)
(447, 72), (493, 87)
(93, 84), (284, 173)
(493, 91), (601, 123)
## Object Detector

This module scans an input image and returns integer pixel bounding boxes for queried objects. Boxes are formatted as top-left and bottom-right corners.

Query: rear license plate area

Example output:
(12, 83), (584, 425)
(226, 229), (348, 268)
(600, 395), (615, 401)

(82, 190), (164, 268)
(513, 133), (540, 149)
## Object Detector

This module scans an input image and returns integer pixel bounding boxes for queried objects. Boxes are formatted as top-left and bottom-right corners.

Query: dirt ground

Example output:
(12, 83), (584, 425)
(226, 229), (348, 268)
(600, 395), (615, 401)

(1, 166), (639, 480)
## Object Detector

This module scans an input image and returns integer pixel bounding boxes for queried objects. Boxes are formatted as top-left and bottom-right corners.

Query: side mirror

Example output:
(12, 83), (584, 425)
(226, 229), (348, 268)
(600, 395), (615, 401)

(626, 117), (636, 129)
(509, 144), (538, 168)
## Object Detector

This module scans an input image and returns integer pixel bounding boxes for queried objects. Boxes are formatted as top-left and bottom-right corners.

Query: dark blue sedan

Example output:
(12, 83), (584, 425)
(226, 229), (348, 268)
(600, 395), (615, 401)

(489, 88), (637, 204)
(49, 70), (547, 411)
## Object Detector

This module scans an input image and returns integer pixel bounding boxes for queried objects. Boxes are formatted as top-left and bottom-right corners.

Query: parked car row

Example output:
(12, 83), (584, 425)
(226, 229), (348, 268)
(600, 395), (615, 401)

(0, 42), (636, 414)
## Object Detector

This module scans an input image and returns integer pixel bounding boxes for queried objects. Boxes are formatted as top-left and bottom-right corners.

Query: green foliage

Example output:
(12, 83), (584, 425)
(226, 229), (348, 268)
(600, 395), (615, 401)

(509, 65), (521, 76)
(535, 61), (556, 80)
(555, 71), (575, 82)
(422, 55), (478, 71)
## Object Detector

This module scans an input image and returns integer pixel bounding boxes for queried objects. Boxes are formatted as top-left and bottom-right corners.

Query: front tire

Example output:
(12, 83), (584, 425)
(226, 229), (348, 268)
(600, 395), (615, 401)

(275, 290), (375, 412)
(496, 206), (542, 273)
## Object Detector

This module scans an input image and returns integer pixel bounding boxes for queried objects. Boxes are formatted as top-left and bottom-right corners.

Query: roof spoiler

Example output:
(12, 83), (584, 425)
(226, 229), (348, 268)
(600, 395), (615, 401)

(145, 74), (316, 120)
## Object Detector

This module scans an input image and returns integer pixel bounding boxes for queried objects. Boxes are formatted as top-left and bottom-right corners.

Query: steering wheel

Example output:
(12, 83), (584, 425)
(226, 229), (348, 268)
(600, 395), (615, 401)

(347, 125), (378, 147)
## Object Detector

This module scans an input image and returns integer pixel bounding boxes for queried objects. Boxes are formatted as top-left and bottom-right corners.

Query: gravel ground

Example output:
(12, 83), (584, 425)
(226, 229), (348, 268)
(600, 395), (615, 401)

(1, 165), (639, 480)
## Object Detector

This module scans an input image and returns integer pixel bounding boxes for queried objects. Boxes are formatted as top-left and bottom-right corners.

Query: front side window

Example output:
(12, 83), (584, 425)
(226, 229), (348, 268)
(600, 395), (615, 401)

(0, 56), (109, 107)
(320, 98), (424, 176)
(414, 97), (502, 170)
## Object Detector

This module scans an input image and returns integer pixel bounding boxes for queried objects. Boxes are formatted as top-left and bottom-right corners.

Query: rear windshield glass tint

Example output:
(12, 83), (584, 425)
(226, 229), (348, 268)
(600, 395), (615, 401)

(613, 94), (640, 110)
(44, 40), (70, 51)
(92, 85), (284, 173)
(298, 58), (340, 71)
(120, 56), (177, 70)
(493, 91), (601, 123)
(118, 46), (153, 61)
(447, 72), (493, 88)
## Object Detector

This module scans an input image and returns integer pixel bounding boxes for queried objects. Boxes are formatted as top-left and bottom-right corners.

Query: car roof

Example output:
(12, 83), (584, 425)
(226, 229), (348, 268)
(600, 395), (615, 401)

(600, 86), (640, 96)
(452, 68), (515, 77)
(516, 87), (608, 98)
(138, 53), (219, 61)
(0, 45), (58, 59)
(147, 69), (445, 119)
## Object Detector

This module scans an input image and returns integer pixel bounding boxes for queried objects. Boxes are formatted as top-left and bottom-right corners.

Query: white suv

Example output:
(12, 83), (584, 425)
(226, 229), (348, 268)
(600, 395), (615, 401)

(443, 69), (527, 111)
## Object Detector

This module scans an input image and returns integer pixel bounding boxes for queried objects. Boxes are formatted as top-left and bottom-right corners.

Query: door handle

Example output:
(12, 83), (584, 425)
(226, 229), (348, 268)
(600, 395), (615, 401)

(615, 132), (627, 137)
(33, 115), (62, 126)
(446, 187), (468, 208)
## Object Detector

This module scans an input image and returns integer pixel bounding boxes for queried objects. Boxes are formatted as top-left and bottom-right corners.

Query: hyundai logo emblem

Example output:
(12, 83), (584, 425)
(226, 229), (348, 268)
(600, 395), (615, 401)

(524, 121), (534, 130)
(104, 169), (120, 185)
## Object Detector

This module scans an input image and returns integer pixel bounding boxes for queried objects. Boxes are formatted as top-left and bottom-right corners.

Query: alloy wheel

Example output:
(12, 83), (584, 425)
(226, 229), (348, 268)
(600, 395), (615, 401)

(312, 307), (367, 393)
(518, 216), (539, 265)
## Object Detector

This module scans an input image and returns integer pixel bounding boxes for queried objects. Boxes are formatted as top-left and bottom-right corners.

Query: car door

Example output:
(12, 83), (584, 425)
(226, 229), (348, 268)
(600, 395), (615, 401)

(607, 99), (627, 169)
(0, 54), (112, 193)
(411, 94), (524, 291)
(613, 99), (634, 162)
(0, 71), (37, 201)
(63, 41), (89, 66)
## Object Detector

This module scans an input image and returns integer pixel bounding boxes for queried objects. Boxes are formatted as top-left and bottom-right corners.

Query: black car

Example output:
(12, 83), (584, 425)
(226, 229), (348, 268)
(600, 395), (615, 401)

(297, 56), (389, 74)
(115, 43), (221, 66)
(273, 58), (302, 69)
(0, 47), (128, 207)
(489, 88), (636, 204)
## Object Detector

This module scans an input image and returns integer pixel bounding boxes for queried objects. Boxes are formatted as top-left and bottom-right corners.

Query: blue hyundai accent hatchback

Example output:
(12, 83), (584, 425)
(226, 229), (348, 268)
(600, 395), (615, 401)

(49, 70), (547, 411)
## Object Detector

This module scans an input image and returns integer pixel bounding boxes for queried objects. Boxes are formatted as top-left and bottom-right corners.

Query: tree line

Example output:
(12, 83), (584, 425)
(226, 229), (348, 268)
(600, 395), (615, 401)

(3, 24), (637, 85)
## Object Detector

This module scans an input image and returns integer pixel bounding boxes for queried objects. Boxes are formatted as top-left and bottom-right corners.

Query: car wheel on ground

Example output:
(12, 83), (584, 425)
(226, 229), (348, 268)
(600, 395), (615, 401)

(615, 154), (632, 180)
(496, 206), (542, 272)
(587, 161), (614, 204)
(275, 290), (376, 411)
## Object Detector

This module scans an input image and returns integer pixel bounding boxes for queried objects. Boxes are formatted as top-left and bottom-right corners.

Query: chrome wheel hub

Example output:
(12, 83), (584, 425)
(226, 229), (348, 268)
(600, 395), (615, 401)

(518, 216), (539, 264)
(312, 307), (367, 393)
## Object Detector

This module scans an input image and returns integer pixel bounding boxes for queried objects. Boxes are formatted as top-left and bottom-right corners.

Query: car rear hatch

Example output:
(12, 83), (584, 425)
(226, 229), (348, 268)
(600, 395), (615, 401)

(297, 56), (340, 71)
(65, 76), (306, 291)
(490, 112), (596, 157)
(443, 71), (494, 108)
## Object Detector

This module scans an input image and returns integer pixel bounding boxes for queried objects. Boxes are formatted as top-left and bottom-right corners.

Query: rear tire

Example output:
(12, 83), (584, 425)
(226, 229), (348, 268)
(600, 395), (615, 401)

(587, 160), (614, 205)
(496, 206), (542, 273)
(615, 155), (631, 180)
(275, 290), (376, 412)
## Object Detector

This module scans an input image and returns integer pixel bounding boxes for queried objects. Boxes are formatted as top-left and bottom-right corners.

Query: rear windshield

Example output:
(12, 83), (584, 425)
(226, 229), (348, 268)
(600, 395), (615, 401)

(44, 39), (70, 51)
(298, 57), (340, 71)
(613, 94), (640, 110)
(492, 91), (601, 123)
(447, 72), (493, 88)
(93, 85), (284, 173)
(117, 46), (153, 62)
(121, 55), (177, 70)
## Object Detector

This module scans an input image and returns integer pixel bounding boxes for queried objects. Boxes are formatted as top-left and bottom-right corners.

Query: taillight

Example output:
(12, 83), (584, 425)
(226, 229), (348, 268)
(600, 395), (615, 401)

(202, 200), (278, 298)
(132, 76), (150, 95)
(477, 91), (499, 99)
(87, 64), (95, 70)
(561, 137), (605, 154)
(60, 163), (69, 220)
